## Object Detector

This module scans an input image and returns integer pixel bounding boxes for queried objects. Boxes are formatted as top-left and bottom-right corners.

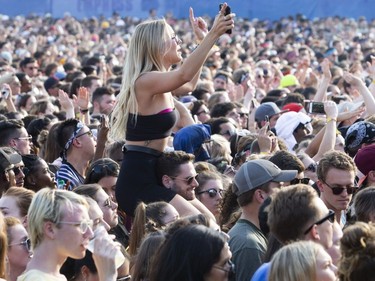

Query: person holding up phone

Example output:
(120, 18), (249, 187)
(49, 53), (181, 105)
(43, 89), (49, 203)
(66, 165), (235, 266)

(109, 4), (235, 218)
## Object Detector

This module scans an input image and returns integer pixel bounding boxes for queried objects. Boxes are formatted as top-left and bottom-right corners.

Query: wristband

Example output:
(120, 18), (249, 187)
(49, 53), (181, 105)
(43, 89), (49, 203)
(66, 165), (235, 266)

(79, 108), (89, 114)
(326, 117), (337, 123)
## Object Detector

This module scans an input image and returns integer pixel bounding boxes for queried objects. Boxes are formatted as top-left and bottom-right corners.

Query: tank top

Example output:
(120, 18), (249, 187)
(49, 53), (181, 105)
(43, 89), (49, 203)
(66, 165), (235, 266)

(126, 109), (177, 141)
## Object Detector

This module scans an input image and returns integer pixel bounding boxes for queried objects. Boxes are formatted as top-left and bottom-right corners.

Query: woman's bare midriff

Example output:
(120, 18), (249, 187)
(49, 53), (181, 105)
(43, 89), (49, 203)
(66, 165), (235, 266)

(125, 138), (170, 152)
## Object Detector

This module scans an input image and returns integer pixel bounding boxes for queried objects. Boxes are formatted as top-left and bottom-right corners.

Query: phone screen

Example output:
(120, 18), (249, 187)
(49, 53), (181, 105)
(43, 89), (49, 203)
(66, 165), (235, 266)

(306, 102), (325, 114)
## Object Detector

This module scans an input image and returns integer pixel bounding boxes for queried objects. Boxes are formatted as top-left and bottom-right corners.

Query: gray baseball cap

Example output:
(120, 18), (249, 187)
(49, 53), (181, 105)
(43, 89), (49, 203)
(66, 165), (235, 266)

(233, 159), (297, 196)
(255, 102), (286, 122)
(0, 147), (22, 173)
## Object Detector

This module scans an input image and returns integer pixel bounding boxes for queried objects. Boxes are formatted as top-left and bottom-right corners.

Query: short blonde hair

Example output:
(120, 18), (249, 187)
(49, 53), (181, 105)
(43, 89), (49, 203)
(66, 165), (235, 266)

(27, 188), (88, 249)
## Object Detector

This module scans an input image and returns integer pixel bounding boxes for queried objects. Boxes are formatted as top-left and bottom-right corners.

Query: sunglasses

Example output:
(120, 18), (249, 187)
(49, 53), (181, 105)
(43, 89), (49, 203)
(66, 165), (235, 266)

(197, 188), (224, 198)
(6, 166), (23, 176)
(8, 237), (31, 252)
(58, 219), (94, 233)
(196, 110), (210, 115)
(88, 162), (119, 179)
(220, 130), (236, 137)
(323, 181), (358, 195)
(169, 174), (199, 185)
(290, 178), (310, 185)
(213, 260), (236, 279)
(14, 135), (32, 142)
(304, 209), (335, 235)
(75, 130), (93, 139)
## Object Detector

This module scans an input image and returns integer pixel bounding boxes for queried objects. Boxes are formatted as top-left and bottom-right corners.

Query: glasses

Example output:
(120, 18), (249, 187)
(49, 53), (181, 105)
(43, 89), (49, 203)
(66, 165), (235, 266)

(213, 260), (235, 279)
(27, 66), (38, 70)
(323, 181), (358, 195)
(304, 209), (335, 235)
(88, 162), (119, 181)
(6, 166), (23, 176)
(197, 188), (224, 198)
(14, 135), (32, 142)
(196, 110), (209, 115)
(220, 130), (236, 137)
(103, 197), (116, 209)
(290, 178), (310, 185)
(8, 238), (31, 252)
(57, 220), (94, 233)
(75, 130), (93, 139)
(239, 113), (248, 118)
(305, 162), (317, 173)
(169, 174), (199, 185)
(171, 35), (182, 45)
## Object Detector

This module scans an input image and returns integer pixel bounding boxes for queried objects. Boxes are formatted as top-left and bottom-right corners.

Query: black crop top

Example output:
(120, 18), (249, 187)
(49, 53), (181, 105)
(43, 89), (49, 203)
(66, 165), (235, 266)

(126, 109), (178, 141)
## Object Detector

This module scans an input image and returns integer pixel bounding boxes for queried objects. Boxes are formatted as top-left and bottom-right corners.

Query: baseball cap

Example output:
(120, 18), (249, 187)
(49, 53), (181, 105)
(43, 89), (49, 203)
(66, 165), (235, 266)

(44, 76), (60, 92)
(173, 124), (211, 162)
(354, 144), (375, 185)
(232, 159), (297, 196)
(282, 102), (304, 113)
(279, 74), (300, 88)
(0, 148), (22, 173)
(345, 121), (375, 151)
(255, 102), (286, 122)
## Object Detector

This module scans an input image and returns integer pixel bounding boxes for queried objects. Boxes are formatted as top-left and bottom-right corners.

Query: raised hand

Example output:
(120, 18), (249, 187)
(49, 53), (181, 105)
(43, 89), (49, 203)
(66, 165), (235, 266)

(189, 7), (208, 43)
(74, 86), (90, 110)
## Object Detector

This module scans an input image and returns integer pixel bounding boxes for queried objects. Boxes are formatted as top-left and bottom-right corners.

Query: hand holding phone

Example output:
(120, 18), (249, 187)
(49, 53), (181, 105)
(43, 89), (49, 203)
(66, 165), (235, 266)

(219, 3), (232, 34)
(264, 115), (270, 131)
(304, 101), (325, 114)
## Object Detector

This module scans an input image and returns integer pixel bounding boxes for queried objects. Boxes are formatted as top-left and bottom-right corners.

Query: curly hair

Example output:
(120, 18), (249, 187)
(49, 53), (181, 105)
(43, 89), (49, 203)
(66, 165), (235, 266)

(338, 222), (375, 281)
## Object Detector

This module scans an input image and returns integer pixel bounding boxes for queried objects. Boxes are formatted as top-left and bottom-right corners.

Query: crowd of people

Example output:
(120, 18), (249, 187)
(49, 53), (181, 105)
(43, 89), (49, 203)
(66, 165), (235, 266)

(0, 2), (375, 280)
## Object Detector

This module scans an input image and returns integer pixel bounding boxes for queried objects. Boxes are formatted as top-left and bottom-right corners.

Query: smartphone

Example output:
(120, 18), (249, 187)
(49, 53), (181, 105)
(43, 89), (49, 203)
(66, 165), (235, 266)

(219, 3), (232, 34)
(264, 115), (270, 131)
(305, 101), (325, 114)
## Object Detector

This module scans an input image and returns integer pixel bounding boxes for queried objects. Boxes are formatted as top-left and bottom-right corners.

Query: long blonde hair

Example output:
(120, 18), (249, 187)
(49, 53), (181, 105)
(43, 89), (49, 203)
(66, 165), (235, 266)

(110, 19), (169, 141)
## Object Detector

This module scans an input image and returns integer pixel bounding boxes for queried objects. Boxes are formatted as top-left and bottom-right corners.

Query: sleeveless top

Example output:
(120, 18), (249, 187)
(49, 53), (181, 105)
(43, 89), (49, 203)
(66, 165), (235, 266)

(126, 109), (177, 141)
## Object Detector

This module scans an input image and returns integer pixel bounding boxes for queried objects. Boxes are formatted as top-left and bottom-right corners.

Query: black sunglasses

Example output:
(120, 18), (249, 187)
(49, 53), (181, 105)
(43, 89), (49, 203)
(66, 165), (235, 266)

(323, 181), (358, 195)
(290, 178), (310, 185)
(169, 174), (199, 185)
(92, 162), (119, 176)
(6, 166), (23, 176)
(197, 188), (224, 198)
(304, 209), (335, 235)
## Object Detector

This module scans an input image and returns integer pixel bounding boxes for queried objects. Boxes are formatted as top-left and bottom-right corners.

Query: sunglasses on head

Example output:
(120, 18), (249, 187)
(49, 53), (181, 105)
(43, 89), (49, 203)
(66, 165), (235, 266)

(290, 178), (310, 185)
(197, 188), (224, 198)
(304, 209), (335, 235)
(323, 181), (358, 195)
(89, 162), (119, 178)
